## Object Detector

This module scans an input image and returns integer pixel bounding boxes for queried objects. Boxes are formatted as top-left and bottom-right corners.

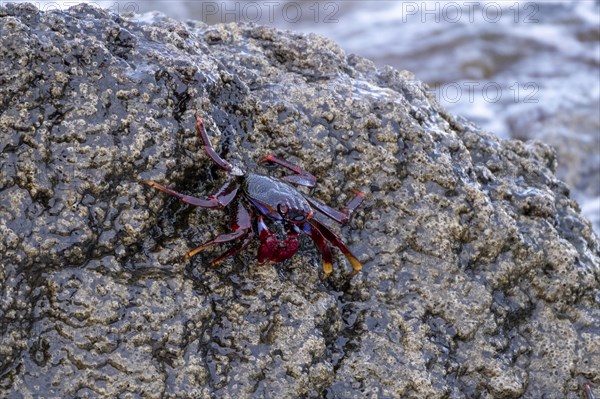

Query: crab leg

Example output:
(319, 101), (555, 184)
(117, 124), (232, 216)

(309, 219), (362, 277)
(143, 180), (238, 208)
(302, 222), (334, 279)
(184, 201), (252, 261)
(584, 383), (596, 399)
(305, 189), (365, 224)
(195, 114), (236, 172)
(184, 229), (247, 259)
(207, 236), (253, 267)
(259, 154), (317, 187)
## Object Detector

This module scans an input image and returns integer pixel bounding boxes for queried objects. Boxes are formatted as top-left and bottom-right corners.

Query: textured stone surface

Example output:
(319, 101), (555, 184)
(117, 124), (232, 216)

(0, 3), (598, 398)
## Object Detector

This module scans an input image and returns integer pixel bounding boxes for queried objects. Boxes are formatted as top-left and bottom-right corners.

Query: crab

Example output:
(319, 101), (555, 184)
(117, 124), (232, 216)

(143, 114), (364, 279)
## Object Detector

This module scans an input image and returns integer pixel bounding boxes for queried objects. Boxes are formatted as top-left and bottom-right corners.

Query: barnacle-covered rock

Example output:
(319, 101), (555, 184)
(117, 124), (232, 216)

(0, 3), (598, 398)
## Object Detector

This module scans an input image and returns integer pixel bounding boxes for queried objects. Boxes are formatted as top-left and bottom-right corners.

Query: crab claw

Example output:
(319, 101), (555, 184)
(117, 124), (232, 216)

(272, 233), (299, 263)
(257, 217), (300, 263)
(257, 219), (278, 264)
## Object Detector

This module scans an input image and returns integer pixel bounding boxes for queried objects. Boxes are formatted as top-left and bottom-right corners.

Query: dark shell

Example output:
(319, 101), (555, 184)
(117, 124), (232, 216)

(243, 173), (311, 221)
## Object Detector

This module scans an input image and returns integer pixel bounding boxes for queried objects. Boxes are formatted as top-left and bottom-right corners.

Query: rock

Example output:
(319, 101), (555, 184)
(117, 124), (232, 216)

(0, 3), (598, 398)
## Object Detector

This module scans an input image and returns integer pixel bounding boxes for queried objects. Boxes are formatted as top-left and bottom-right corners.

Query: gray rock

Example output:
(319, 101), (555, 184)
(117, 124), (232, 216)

(0, 3), (598, 398)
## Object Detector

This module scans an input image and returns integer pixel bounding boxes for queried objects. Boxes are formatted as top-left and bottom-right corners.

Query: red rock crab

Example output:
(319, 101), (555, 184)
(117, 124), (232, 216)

(143, 115), (364, 279)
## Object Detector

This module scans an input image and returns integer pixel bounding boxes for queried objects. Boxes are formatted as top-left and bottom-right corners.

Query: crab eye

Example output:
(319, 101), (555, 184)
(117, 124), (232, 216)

(277, 204), (288, 215)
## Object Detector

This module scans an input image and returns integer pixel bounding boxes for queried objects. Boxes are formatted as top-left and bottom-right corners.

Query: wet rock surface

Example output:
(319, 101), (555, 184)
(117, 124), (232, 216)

(0, 3), (598, 398)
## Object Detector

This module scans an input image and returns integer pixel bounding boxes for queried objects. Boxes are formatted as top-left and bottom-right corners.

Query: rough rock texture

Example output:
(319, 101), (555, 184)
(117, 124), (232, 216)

(0, 3), (598, 398)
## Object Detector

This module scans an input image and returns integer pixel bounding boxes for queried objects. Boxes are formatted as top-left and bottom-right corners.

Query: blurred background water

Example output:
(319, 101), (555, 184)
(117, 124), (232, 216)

(5, 0), (599, 233)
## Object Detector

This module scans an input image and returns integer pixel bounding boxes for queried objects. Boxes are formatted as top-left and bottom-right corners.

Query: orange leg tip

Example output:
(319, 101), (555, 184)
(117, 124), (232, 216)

(185, 247), (205, 259)
(322, 261), (333, 276)
(349, 257), (362, 273)
(259, 154), (275, 163)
